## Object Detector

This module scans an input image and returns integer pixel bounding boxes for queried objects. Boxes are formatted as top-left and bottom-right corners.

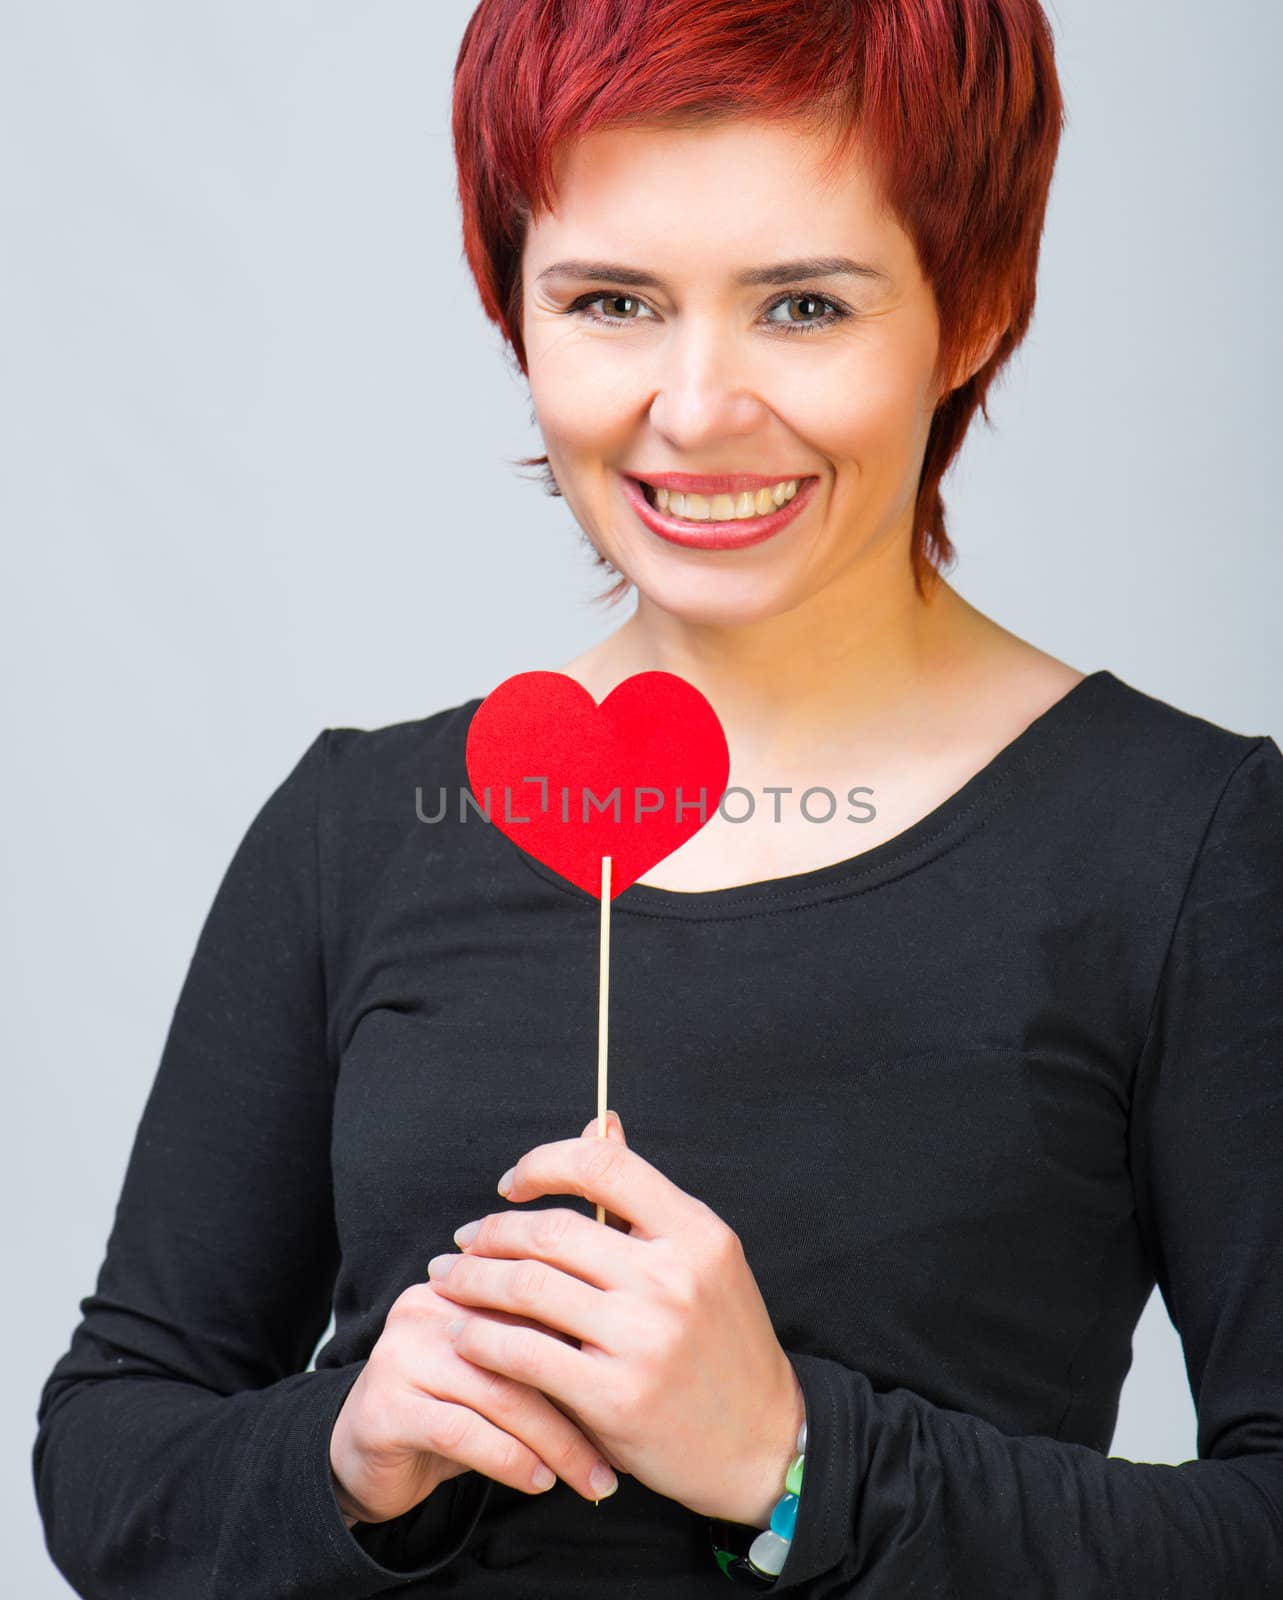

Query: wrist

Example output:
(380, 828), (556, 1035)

(331, 1469), (366, 1532)
(709, 1362), (806, 1527)
(709, 1380), (808, 1587)
(742, 1368), (807, 1529)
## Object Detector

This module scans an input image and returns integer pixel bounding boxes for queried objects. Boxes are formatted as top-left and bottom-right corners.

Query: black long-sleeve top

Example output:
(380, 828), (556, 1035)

(32, 668), (1283, 1597)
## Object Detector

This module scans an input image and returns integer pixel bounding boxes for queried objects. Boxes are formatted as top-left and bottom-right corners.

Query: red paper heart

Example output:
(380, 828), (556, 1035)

(465, 670), (729, 898)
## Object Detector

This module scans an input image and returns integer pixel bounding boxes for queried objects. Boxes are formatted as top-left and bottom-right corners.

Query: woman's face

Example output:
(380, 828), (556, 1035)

(521, 116), (952, 628)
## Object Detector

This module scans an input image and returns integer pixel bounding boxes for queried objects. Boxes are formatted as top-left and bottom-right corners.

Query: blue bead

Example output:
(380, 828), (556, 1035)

(770, 1492), (799, 1540)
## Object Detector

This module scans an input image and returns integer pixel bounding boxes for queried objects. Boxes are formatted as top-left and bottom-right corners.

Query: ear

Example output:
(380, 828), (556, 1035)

(940, 316), (1007, 399)
(967, 323), (1004, 377)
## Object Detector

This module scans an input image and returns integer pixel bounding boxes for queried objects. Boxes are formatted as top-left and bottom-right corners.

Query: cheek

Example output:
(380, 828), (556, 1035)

(810, 361), (933, 482)
(527, 331), (640, 448)
(758, 335), (923, 456)
(806, 406), (915, 492)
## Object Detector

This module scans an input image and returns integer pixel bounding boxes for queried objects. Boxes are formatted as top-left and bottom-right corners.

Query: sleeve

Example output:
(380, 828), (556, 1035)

(31, 730), (490, 1599)
(773, 734), (1283, 1597)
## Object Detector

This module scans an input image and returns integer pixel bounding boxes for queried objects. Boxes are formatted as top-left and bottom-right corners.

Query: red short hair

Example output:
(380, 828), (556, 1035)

(452, 0), (1064, 602)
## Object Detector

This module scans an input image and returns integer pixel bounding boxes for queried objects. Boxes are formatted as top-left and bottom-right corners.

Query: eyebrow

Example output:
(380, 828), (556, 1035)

(534, 255), (892, 289)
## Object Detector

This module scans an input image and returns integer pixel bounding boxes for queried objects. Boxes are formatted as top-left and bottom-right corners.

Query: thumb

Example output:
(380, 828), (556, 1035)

(580, 1108), (626, 1145)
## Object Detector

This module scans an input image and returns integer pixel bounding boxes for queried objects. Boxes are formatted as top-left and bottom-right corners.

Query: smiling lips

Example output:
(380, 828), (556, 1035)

(633, 471), (808, 495)
(621, 471), (819, 550)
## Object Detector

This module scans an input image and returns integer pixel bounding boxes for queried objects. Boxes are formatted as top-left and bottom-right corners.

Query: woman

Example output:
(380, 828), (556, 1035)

(33, 1), (1282, 1595)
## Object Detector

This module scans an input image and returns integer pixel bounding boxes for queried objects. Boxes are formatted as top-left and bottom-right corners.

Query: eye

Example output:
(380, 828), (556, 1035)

(762, 291), (849, 336)
(561, 287), (852, 337)
(564, 291), (654, 325)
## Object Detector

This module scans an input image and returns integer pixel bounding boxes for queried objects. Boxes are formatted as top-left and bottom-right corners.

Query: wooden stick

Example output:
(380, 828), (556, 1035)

(595, 855), (611, 1224)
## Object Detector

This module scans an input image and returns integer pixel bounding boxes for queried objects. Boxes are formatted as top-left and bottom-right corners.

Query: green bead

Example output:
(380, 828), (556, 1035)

(784, 1452), (805, 1496)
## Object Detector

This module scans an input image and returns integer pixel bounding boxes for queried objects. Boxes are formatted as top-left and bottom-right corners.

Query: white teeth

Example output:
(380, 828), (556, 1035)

(652, 480), (799, 522)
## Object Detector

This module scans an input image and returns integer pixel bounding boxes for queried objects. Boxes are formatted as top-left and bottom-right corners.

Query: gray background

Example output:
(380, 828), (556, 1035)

(3, 2), (1278, 1591)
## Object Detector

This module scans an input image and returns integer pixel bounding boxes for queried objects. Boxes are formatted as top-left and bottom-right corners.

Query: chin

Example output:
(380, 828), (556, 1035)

(626, 558), (801, 629)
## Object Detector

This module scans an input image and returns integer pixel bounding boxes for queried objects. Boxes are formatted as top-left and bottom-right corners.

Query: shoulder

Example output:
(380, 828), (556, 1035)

(1065, 671), (1280, 900)
(1080, 669), (1274, 798)
(963, 641), (1272, 832)
(964, 624), (1268, 792)
(281, 698), (490, 946)
(1087, 665), (1267, 758)
(318, 695), (485, 797)
(288, 698), (488, 889)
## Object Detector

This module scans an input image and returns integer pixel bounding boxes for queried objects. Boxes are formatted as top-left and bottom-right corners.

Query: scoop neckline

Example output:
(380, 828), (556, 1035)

(488, 669), (1117, 921)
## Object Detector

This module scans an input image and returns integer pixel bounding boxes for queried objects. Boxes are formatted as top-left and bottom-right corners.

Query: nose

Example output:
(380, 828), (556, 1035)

(644, 320), (770, 451)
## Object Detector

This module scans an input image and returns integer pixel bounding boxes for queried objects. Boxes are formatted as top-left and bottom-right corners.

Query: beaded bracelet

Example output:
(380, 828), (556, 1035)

(709, 1414), (806, 1587)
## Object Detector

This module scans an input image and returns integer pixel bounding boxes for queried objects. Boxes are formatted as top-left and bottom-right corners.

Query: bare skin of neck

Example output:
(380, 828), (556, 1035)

(554, 568), (1084, 893)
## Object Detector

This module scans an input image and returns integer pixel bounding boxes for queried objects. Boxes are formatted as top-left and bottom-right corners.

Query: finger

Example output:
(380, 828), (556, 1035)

(454, 1205), (643, 1292)
(545, 1394), (627, 1475)
(423, 1279), (584, 1347)
(428, 1250), (626, 1350)
(578, 1113), (631, 1228)
(408, 1387), (614, 1503)
(400, 1287), (617, 1501)
(580, 1108), (626, 1144)
(447, 1306), (597, 1416)
(500, 1134), (701, 1242)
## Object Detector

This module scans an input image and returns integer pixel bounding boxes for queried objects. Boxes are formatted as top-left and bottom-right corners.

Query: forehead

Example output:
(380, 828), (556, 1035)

(526, 116), (910, 284)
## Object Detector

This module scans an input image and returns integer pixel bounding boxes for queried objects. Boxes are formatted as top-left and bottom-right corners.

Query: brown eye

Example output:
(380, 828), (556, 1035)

(764, 291), (847, 336)
(566, 291), (653, 325)
(564, 287), (849, 336)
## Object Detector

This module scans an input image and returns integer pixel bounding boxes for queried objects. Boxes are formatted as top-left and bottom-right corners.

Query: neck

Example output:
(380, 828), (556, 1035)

(562, 535), (984, 766)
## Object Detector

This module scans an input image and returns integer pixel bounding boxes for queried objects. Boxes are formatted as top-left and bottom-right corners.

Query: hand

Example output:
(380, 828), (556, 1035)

(329, 1270), (621, 1529)
(425, 1111), (805, 1526)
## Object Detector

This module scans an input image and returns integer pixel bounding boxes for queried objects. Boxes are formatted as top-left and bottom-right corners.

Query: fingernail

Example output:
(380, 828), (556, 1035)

(589, 1463), (619, 1498)
(446, 1317), (466, 1336)
(533, 1464), (556, 1491)
(497, 1167), (516, 1197)
(427, 1253), (456, 1278)
(453, 1219), (483, 1247)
